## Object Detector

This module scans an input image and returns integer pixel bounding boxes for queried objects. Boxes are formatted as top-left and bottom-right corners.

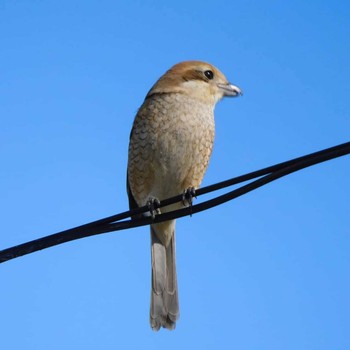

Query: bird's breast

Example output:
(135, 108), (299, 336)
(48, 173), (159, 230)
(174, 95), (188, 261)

(151, 94), (215, 194)
(128, 93), (215, 206)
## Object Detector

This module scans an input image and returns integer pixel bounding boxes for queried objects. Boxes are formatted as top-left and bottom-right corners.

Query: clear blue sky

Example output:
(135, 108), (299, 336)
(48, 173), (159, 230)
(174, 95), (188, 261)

(1, 1), (349, 349)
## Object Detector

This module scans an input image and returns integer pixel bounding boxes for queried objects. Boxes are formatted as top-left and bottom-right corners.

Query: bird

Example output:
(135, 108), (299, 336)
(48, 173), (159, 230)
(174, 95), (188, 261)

(127, 60), (242, 331)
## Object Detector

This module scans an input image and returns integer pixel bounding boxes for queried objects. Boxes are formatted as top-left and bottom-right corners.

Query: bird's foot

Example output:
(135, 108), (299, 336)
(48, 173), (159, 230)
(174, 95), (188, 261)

(182, 187), (197, 207)
(147, 197), (161, 219)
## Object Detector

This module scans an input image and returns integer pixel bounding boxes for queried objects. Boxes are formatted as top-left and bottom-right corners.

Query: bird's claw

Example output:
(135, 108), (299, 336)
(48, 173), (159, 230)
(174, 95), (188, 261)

(182, 187), (197, 208)
(147, 197), (161, 219)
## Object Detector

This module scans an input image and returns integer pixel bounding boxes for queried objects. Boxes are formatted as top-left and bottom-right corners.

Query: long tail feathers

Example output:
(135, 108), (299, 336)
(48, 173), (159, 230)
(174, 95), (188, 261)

(150, 226), (179, 331)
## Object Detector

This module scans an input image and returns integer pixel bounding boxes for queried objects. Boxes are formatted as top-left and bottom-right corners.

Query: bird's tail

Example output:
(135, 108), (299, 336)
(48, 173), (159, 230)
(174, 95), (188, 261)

(150, 225), (179, 331)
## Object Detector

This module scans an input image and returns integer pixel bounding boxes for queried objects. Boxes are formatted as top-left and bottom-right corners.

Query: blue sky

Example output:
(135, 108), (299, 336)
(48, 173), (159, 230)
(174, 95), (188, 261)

(1, 1), (350, 349)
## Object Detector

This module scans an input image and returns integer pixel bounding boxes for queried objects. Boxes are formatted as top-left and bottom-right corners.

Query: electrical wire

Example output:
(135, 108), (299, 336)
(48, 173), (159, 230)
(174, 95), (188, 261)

(0, 141), (349, 264)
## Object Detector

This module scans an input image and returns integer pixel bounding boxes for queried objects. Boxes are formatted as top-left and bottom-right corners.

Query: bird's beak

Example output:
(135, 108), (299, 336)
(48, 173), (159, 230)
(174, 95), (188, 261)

(217, 83), (243, 97)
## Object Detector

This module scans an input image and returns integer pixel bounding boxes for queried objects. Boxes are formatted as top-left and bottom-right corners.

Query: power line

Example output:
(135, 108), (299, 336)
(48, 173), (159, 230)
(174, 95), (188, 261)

(0, 141), (349, 264)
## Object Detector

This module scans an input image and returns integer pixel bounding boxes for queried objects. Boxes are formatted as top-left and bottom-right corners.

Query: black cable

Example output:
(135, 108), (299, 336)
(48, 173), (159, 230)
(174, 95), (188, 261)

(0, 141), (349, 264)
(87, 140), (350, 232)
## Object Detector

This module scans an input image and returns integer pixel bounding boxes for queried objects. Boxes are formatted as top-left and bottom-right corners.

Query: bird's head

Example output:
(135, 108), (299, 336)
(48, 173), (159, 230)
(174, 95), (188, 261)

(146, 61), (242, 105)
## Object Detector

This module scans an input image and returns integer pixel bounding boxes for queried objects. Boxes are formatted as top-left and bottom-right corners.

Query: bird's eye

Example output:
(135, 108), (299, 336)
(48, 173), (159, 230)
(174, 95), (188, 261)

(204, 70), (214, 80)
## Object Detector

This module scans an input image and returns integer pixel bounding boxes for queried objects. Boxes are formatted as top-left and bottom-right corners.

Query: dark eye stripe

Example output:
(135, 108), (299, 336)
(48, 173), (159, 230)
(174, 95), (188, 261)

(182, 69), (215, 83)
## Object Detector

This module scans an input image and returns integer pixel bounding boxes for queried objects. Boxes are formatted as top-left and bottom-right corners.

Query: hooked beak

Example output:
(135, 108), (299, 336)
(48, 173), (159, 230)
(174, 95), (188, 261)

(217, 83), (243, 97)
